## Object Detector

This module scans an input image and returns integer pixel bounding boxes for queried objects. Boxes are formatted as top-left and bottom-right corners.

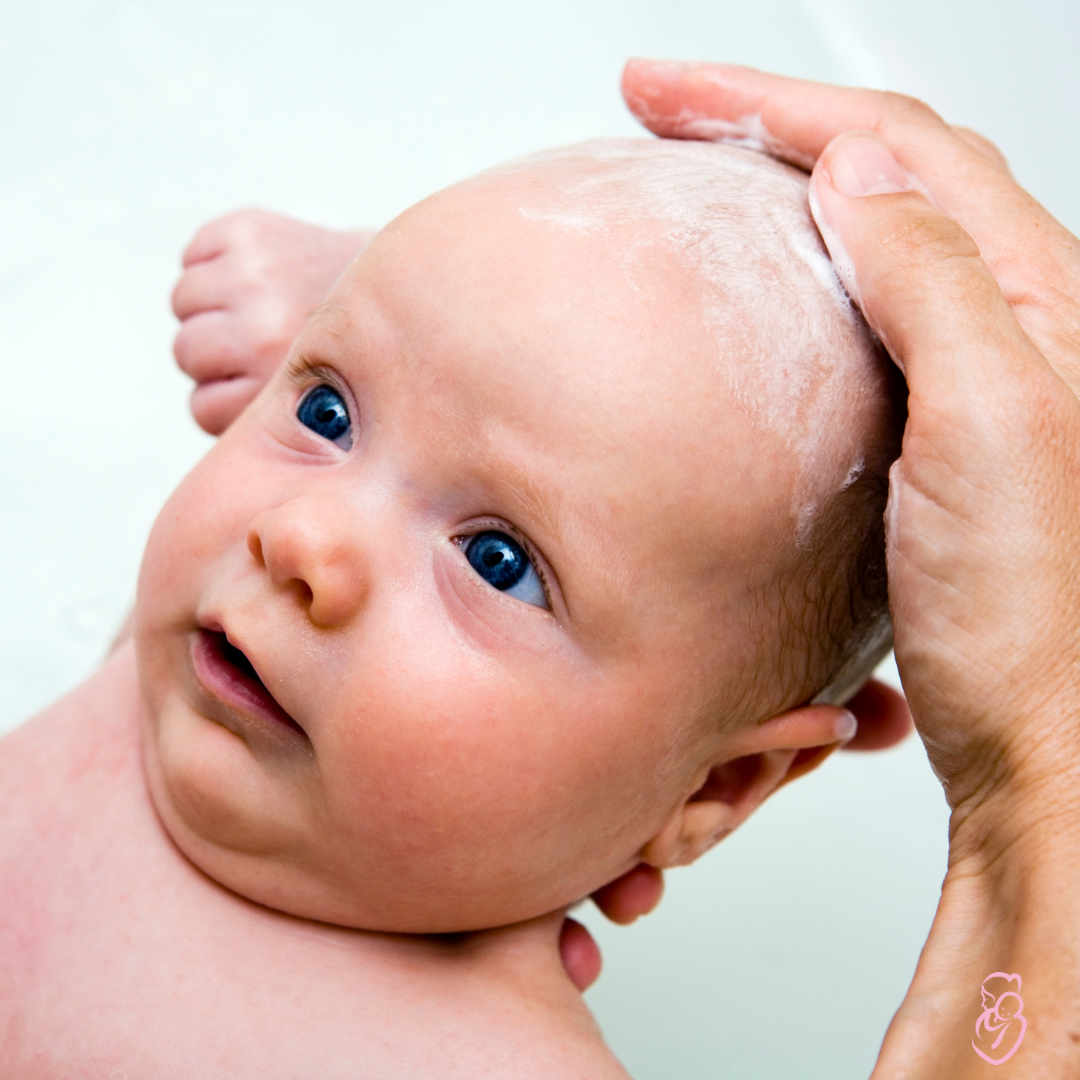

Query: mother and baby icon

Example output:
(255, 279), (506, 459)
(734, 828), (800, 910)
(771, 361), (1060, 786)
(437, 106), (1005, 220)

(973, 972), (1027, 1065)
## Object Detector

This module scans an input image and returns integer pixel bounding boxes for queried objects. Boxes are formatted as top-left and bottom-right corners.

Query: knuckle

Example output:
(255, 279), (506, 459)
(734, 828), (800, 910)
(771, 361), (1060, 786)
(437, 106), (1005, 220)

(878, 203), (980, 268)
(953, 125), (1010, 171)
(204, 336), (240, 369)
(212, 215), (248, 245)
(190, 392), (227, 437)
(1005, 363), (1075, 444)
(196, 207), (262, 250)
(872, 91), (948, 141)
(1000, 259), (1080, 352)
(222, 207), (259, 228)
(183, 223), (226, 266)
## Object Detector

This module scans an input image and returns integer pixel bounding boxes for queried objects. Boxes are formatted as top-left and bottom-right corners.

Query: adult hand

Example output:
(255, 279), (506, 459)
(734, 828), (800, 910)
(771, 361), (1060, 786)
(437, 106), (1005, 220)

(172, 209), (374, 435)
(559, 865), (665, 990)
(619, 59), (1080, 1077)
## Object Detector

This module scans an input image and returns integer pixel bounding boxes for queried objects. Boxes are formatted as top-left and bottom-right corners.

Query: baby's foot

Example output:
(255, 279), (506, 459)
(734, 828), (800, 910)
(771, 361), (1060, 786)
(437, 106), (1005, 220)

(172, 209), (375, 434)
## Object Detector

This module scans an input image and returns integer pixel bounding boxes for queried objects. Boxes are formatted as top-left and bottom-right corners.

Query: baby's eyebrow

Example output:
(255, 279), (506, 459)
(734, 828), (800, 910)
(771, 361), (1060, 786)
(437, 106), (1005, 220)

(490, 467), (563, 550)
(478, 437), (617, 592)
(463, 414), (564, 538)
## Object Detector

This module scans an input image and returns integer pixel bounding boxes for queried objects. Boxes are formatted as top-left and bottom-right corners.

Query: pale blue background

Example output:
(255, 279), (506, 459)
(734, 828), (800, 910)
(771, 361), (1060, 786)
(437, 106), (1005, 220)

(2, 1), (1076, 1076)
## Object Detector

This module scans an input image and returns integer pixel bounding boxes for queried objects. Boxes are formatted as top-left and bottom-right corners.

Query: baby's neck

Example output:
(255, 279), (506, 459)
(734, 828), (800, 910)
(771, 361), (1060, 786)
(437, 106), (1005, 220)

(0, 645), (626, 1079)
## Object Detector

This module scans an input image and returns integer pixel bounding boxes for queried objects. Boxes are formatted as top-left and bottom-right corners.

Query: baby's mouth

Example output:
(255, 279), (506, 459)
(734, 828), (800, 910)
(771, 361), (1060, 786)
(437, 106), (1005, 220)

(193, 629), (307, 738)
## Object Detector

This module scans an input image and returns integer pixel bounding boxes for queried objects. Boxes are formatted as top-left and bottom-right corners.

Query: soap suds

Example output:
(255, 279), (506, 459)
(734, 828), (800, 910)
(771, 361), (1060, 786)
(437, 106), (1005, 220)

(482, 139), (885, 543)
(663, 111), (816, 173)
(517, 208), (598, 234)
(840, 457), (866, 491)
(623, 72), (815, 173)
(808, 179), (862, 308)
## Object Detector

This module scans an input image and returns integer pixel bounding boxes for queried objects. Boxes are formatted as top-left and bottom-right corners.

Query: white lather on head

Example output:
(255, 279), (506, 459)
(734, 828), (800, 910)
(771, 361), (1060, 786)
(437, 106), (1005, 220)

(481, 138), (887, 548)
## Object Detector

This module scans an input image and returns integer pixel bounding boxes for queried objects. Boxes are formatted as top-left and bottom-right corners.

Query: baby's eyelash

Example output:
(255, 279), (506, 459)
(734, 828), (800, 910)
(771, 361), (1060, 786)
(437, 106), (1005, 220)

(457, 523), (556, 611)
(284, 353), (345, 392)
(523, 539), (554, 607)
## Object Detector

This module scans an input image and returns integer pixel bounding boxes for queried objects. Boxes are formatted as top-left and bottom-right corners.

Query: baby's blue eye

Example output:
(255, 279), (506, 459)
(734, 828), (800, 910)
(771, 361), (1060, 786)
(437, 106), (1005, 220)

(297, 385), (352, 450)
(464, 531), (548, 609)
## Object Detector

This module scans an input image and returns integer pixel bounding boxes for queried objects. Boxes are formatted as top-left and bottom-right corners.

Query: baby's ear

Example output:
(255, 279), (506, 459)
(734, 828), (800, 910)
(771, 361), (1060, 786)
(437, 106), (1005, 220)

(639, 705), (857, 870)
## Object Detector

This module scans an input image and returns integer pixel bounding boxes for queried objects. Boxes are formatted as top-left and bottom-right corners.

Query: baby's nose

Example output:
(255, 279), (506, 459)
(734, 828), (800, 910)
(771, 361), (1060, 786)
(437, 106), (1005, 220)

(248, 498), (368, 627)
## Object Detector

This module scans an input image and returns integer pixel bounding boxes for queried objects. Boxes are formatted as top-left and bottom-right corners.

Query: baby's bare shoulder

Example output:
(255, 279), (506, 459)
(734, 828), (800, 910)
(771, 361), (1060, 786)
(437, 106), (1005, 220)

(0, 647), (626, 1079)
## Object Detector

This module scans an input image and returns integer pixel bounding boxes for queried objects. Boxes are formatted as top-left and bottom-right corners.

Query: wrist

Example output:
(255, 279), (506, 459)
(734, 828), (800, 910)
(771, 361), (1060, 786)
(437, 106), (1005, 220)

(944, 727), (1080, 871)
(872, 774), (1080, 1078)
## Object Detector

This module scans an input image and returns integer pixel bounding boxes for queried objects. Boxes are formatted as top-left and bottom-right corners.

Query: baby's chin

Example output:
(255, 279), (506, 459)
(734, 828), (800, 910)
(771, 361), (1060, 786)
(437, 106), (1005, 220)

(139, 704), (599, 934)
(147, 773), (611, 935)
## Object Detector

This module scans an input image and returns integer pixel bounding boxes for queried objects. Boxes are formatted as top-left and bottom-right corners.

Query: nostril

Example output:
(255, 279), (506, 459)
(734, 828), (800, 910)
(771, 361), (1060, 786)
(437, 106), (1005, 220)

(247, 530), (265, 567)
(249, 503), (364, 627)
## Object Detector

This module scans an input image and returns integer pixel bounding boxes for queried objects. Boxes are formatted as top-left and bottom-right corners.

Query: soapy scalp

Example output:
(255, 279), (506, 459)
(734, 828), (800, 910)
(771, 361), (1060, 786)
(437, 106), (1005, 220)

(487, 139), (905, 708)
(488, 140), (888, 527)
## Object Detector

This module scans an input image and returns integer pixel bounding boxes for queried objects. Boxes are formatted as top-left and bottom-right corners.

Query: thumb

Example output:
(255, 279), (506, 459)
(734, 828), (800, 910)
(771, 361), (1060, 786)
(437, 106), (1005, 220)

(808, 130), (1080, 804)
(808, 130), (1047, 408)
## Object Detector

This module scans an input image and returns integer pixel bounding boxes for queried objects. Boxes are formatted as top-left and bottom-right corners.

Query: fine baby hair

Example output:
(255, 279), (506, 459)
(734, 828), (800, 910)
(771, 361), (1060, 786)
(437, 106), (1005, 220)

(486, 139), (902, 705)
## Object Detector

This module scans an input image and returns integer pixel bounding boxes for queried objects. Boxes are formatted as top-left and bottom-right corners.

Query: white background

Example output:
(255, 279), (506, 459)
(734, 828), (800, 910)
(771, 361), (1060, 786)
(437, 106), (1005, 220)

(1, 1), (1076, 1076)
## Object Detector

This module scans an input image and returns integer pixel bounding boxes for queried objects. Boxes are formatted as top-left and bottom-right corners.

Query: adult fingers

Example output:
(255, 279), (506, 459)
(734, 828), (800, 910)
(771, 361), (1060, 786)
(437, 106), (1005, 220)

(590, 863), (664, 925)
(559, 917), (602, 991)
(810, 131), (1053, 433)
(841, 679), (912, 751)
(623, 62), (1009, 176)
(952, 126), (1011, 174)
(811, 131), (1080, 801)
(621, 60), (1080, 381)
(622, 60), (950, 170)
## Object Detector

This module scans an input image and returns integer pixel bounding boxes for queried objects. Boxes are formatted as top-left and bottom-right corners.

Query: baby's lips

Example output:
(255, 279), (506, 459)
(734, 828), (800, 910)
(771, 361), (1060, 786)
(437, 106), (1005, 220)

(193, 627), (309, 740)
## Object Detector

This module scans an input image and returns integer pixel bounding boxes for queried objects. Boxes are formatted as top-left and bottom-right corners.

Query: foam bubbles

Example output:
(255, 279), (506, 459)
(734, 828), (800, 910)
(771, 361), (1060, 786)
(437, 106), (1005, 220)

(483, 139), (885, 541)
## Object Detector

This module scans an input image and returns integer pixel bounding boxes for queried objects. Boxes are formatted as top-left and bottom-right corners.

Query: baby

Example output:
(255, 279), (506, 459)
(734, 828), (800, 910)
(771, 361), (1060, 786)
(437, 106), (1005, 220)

(1, 139), (902, 1075)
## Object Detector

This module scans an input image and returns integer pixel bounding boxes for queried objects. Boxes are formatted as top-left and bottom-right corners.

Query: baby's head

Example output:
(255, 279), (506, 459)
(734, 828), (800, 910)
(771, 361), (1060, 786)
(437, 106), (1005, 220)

(136, 140), (903, 933)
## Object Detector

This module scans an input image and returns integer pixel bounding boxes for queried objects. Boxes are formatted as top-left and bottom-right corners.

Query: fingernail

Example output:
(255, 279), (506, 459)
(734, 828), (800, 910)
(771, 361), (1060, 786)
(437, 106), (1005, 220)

(826, 133), (911, 198)
(835, 709), (858, 741)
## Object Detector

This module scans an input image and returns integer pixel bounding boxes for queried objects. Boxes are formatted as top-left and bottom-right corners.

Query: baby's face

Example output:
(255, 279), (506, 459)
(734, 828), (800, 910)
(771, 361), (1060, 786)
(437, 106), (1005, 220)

(137, 162), (842, 932)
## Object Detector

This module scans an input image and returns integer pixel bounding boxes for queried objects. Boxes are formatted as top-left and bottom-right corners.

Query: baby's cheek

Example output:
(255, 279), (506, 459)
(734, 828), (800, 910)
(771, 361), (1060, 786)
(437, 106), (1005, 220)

(144, 451), (239, 574)
(398, 678), (616, 877)
(316, 652), (561, 859)
(139, 440), (273, 608)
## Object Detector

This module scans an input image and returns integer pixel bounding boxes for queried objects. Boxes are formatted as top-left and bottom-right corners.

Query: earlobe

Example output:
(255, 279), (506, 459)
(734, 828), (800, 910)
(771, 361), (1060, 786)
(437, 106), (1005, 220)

(639, 750), (796, 868)
(639, 704), (856, 870)
(639, 788), (737, 868)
